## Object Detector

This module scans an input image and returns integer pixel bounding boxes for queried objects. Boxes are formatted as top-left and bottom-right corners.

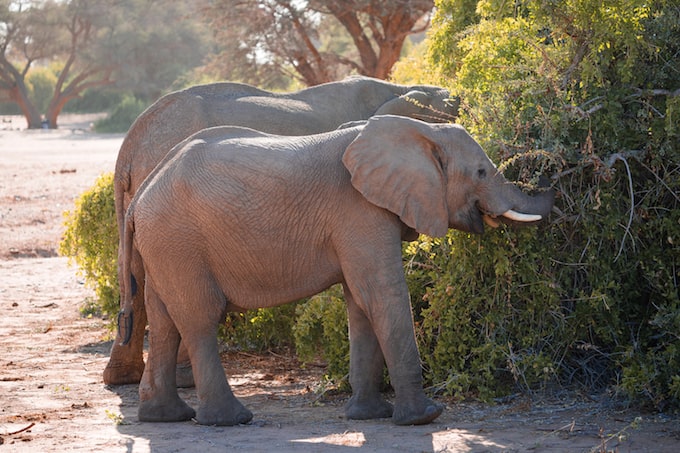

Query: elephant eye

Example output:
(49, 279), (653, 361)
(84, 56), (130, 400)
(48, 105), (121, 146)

(477, 168), (487, 179)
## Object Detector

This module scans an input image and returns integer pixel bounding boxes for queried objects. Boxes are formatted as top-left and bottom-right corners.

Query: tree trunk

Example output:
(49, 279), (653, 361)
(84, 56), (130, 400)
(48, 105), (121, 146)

(46, 96), (70, 130)
(9, 83), (42, 129)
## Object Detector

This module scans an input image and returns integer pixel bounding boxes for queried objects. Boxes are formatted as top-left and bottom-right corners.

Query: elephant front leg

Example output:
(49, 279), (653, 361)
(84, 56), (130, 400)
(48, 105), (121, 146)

(344, 266), (443, 425)
(375, 293), (443, 425)
(138, 284), (195, 422)
(343, 284), (393, 420)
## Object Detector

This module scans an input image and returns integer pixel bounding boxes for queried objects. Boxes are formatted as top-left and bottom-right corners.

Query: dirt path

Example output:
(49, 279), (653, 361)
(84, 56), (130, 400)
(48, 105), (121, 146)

(1, 116), (679, 452)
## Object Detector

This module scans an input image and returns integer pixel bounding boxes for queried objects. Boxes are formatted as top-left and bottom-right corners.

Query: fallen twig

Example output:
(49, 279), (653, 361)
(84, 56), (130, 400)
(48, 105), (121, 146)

(589, 416), (642, 453)
(3, 422), (36, 436)
(528, 420), (577, 451)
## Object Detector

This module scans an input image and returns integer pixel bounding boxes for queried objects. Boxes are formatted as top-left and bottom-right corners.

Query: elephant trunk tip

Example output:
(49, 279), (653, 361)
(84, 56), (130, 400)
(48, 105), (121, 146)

(533, 187), (556, 219)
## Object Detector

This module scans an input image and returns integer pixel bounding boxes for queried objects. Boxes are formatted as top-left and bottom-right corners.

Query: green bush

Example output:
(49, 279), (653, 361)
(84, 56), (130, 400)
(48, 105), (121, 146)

(64, 89), (125, 114)
(387, 0), (680, 408)
(220, 304), (299, 352)
(94, 95), (147, 133)
(404, 230), (562, 400)
(60, 173), (120, 322)
(294, 286), (349, 384)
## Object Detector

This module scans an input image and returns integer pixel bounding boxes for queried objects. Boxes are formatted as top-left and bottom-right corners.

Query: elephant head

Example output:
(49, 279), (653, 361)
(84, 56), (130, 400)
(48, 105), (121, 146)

(374, 87), (459, 123)
(342, 115), (554, 237)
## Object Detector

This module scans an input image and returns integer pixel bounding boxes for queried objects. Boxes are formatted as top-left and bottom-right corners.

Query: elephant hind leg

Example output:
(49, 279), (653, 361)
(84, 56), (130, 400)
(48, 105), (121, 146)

(138, 283), (195, 422)
(343, 285), (393, 420)
(173, 282), (252, 426)
(175, 341), (194, 388)
(186, 336), (253, 425)
(103, 348), (145, 386)
(103, 255), (147, 385)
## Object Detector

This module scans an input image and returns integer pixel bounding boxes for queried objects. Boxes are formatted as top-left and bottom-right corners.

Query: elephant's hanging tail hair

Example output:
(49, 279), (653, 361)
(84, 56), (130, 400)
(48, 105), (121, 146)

(117, 212), (136, 346)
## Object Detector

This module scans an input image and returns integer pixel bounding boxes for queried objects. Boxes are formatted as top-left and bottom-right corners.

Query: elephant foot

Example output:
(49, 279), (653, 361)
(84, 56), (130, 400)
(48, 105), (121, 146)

(175, 362), (195, 388)
(392, 397), (444, 426)
(103, 359), (145, 385)
(138, 397), (196, 422)
(195, 398), (253, 426)
(344, 394), (393, 420)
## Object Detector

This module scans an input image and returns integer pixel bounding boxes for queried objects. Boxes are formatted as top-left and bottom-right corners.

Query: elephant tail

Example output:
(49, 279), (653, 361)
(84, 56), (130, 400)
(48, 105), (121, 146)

(117, 212), (136, 346)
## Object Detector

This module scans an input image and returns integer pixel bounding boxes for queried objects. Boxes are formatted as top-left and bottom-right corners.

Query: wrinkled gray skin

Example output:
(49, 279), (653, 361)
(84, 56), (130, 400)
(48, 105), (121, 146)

(121, 115), (554, 426)
(105, 76), (458, 387)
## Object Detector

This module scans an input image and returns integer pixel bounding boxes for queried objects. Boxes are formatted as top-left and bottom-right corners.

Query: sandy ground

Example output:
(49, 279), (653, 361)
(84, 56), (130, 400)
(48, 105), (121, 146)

(1, 114), (679, 452)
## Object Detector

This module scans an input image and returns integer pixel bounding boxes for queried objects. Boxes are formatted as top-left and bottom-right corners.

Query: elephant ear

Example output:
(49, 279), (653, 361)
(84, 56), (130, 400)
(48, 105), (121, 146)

(342, 115), (449, 237)
(374, 90), (430, 117)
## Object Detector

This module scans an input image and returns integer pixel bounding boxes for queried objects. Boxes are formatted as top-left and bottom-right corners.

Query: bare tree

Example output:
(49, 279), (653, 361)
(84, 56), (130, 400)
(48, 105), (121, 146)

(202, 0), (434, 87)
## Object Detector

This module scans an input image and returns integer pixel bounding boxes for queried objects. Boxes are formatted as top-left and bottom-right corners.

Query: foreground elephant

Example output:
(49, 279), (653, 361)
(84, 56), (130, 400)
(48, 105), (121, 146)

(120, 115), (554, 426)
(105, 76), (458, 386)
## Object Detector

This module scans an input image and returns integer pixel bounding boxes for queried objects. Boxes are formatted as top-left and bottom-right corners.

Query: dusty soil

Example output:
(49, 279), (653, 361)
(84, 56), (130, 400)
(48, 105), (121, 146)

(1, 114), (679, 452)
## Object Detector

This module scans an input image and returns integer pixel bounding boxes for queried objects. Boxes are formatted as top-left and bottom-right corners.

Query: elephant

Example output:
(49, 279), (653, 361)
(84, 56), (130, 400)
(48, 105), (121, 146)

(104, 76), (459, 386)
(119, 115), (554, 426)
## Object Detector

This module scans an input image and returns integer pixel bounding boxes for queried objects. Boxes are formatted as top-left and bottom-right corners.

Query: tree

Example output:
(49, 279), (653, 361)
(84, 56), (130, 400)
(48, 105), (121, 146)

(0, 0), (209, 129)
(1, 0), (55, 127)
(201, 0), (434, 87)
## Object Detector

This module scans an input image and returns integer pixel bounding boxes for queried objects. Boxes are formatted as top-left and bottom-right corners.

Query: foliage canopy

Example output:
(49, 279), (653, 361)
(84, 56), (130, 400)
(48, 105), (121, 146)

(200, 0), (434, 87)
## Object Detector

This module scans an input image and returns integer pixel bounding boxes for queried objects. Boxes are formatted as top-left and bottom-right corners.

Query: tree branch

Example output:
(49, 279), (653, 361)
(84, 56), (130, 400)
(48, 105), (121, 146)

(281, 1), (330, 84)
(325, 3), (378, 75)
(632, 87), (680, 98)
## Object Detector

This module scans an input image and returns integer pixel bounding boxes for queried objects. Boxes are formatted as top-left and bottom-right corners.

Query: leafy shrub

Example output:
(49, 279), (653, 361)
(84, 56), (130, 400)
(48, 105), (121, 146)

(63, 1), (678, 409)
(220, 304), (299, 352)
(294, 286), (349, 383)
(94, 95), (147, 133)
(388, 0), (680, 408)
(60, 173), (120, 323)
(404, 230), (562, 400)
(64, 89), (125, 114)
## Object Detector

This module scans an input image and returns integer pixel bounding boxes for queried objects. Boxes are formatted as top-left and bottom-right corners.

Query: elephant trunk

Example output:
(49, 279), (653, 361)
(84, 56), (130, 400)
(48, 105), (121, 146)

(499, 177), (555, 222)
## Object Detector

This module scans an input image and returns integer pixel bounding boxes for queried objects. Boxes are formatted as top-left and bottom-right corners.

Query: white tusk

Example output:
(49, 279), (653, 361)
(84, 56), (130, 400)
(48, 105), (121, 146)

(502, 209), (542, 222)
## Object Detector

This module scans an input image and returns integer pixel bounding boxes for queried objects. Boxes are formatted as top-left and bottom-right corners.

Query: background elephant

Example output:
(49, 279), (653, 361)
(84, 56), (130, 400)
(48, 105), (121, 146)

(105, 76), (459, 386)
(120, 115), (554, 426)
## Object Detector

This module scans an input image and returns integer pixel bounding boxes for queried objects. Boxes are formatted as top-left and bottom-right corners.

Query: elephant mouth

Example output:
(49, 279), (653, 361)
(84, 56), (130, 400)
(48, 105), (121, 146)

(482, 210), (543, 228)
